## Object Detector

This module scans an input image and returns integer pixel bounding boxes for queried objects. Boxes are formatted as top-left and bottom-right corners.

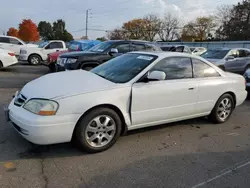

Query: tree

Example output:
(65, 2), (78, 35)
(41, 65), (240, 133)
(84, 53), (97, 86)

(7, 27), (19, 37)
(96, 37), (107, 41)
(158, 13), (181, 41)
(216, 0), (250, 40)
(38, 19), (73, 42)
(38, 21), (54, 40)
(18, 19), (39, 42)
(52, 19), (73, 42)
(142, 14), (161, 41)
(181, 16), (216, 41)
(107, 29), (127, 40)
(122, 19), (147, 39)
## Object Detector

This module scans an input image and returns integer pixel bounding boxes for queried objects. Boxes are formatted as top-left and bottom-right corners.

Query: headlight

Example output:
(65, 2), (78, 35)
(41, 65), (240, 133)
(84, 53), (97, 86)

(23, 99), (59, 116)
(20, 50), (27, 54)
(67, 58), (77, 64)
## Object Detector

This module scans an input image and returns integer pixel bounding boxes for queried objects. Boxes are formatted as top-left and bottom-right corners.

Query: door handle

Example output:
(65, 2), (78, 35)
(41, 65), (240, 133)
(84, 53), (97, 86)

(188, 88), (195, 90)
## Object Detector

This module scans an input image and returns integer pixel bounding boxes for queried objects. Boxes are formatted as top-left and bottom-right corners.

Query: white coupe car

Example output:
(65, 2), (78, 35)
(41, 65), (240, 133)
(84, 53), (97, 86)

(5, 52), (247, 153)
(0, 48), (18, 69)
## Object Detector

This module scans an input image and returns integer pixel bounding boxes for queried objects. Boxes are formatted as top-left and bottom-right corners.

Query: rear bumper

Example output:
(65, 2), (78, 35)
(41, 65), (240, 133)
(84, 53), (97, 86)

(236, 90), (248, 106)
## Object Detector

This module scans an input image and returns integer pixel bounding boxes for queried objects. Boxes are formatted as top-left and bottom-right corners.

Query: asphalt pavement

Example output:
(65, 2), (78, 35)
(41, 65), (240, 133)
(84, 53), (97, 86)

(1, 63), (250, 188)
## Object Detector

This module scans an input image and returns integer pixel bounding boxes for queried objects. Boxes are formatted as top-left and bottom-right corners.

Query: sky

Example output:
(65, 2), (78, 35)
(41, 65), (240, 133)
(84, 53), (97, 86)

(0, 0), (240, 39)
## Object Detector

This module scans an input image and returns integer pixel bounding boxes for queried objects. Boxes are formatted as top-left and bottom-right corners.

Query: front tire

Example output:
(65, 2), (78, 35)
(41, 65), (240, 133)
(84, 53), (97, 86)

(208, 94), (234, 124)
(74, 108), (122, 153)
(28, 54), (41, 65)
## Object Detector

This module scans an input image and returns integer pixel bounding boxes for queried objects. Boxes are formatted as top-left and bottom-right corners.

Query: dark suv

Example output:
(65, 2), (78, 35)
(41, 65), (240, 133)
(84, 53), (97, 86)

(57, 40), (161, 71)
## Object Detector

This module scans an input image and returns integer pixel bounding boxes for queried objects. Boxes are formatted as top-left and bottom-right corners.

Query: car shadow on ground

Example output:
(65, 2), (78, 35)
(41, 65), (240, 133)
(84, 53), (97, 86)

(0, 116), (211, 163)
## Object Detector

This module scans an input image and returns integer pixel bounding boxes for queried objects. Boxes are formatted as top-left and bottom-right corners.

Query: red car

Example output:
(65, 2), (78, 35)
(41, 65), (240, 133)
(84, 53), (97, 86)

(47, 40), (101, 72)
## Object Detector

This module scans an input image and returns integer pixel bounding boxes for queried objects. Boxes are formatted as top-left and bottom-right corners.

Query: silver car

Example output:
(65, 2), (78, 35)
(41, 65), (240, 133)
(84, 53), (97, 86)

(201, 48), (250, 71)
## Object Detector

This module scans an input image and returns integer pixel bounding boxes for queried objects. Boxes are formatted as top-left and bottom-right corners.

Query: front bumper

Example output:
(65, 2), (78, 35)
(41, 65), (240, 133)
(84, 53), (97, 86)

(64, 61), (80, 70)
(8, 99), (79, 145)
(19, 54), (29, 61)
(56, 64), (66, 72)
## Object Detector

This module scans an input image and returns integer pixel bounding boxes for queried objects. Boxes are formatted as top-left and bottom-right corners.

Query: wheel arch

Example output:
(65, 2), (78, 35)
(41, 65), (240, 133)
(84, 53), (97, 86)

(79, 61), (100, 69)
(72, 104), (128, 139)
(220, 91), (236, 108)
(28, 53), (42, 61)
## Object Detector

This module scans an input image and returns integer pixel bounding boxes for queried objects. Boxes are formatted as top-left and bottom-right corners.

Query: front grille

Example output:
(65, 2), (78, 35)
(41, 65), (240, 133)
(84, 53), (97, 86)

(14, 93), (27, 107)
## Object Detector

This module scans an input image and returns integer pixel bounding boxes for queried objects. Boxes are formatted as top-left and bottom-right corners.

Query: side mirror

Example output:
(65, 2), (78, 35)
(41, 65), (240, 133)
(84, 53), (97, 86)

(109, 48), (118, 56)
(226, 55), (235, 61)
(147, 71), (166, 81)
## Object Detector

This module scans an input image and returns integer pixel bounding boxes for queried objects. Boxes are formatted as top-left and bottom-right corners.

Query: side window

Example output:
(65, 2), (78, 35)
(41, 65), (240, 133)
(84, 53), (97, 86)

(46, 42), (63, 49)
(238, 50), (247, 58)
(152, 57), (192, 80)
(115, 43), (130, 53)
(192, 58), (220, 78)
(0, 37), (10, 43)
(175, 46), (184, 52)
(245, 50), (250, 57)
(228, 50), (239, 58)
(132, 43), (145, 51)
(9, 38), (22, 45)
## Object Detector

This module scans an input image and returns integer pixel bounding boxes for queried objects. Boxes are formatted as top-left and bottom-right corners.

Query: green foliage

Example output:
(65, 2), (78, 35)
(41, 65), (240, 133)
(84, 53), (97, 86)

(38, 19), (73, 42)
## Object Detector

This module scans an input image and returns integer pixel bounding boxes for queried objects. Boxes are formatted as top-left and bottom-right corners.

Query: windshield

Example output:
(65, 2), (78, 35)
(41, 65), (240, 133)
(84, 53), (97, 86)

(91, 53), (157, 83)
(38, 42), (49, 48)
(201, 49), (229, 59)
(89, 41), (113, 52)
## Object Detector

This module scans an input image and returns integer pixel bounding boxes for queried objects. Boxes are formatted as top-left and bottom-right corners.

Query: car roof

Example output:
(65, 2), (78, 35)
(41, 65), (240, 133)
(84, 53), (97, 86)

(129, 51), (194, 58)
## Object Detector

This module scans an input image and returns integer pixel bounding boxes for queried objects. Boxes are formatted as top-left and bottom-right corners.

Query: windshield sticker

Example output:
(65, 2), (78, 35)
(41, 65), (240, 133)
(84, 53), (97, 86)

(137, 56), (153, 61)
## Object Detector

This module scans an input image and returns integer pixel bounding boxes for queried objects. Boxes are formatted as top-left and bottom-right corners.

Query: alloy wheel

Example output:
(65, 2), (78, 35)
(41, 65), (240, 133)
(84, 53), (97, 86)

(85, 115), (116, 148)
(217, 97), (232, 121)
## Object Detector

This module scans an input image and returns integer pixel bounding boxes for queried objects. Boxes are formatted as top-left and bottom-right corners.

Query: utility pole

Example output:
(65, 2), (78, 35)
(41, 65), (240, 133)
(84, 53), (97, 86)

(85, 9), (91, 39)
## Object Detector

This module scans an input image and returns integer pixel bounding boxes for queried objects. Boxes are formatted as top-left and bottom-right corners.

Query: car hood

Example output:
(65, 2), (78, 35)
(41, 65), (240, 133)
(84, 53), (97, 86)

(60, 51), (102, 58)
(21, 70), (118, 99)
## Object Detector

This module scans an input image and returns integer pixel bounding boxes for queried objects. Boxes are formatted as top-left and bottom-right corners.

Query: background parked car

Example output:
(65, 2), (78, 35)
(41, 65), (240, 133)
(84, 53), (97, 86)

(201, 47), (250, 71)
(224, 49), (250, 74)
(243, 69), (250, 92)
(19, 40), (67, 65)
(0, 48), (18, 69)
(47, 40), (101, 72)
(57, 40), (162, 71)
(0, 35), (38, 56)
(160, 45), (192, 54)
(190, 47), (207, 56)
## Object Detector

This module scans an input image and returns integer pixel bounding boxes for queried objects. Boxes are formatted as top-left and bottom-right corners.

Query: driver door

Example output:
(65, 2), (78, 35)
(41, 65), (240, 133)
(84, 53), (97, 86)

(131, 57), (199, 127)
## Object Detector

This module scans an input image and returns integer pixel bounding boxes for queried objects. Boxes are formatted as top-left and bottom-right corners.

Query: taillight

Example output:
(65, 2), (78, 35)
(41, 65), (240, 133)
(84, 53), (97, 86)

(8, 53), (15, 56)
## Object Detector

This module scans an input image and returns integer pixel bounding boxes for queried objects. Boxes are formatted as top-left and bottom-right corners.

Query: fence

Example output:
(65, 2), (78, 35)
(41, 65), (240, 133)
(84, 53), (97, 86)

(157, 41), (250, 49)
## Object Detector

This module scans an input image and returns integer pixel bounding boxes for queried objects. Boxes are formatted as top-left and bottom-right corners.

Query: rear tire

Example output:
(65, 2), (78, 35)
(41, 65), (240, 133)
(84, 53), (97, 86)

(28, 54), (41, 65)
(74, 108), (122, 153)
(0, 61), (3, 69)
(208, 94), (234, 124)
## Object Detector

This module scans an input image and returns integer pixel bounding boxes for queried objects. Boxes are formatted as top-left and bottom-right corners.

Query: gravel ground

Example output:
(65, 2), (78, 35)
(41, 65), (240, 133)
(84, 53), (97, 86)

(0, 63), (250, 188)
